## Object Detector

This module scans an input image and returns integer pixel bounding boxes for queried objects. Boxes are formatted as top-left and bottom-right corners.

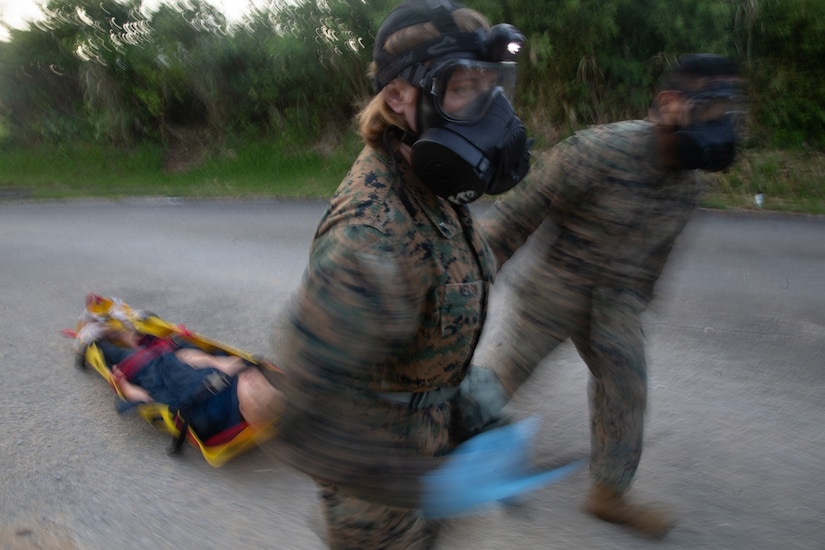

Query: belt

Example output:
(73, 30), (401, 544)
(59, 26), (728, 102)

(376, 386), (460, 408)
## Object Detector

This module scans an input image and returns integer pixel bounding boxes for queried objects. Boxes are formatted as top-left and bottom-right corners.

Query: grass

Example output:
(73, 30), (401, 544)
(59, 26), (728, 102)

(1, 140), (823, 215)
(701, 148), (825, 215)
(0, 138), (357, 200)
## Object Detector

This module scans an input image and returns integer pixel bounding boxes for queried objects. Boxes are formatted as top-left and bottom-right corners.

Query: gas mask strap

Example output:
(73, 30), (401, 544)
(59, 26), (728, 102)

(399, 130), (418, 147)
(425, 0), (460, 33)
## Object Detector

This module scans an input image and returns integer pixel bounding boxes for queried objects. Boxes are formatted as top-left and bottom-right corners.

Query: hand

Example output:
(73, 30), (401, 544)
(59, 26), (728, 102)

(453, 366), (511, 441)
(111, 365), (153, 403)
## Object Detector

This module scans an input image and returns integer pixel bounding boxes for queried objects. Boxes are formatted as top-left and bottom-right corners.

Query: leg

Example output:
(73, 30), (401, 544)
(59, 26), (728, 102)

(317, 481), (439, 550)
(312, 401), (451, 549)
(574, 287), (674, 537)
(458, 271), (587, 439)
(482, 267), (588, 396)
(577, 288), (647, 491)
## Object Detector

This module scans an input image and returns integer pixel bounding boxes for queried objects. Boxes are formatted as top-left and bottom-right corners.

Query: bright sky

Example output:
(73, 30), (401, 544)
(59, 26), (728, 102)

(0, 0), (258, 41)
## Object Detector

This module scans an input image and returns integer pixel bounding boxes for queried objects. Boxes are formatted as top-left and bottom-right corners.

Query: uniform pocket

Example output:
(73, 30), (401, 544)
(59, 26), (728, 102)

(438, 281), (484, 338)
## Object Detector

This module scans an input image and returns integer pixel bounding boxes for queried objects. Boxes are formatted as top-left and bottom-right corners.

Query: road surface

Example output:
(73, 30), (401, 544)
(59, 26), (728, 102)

(1, 199), (822, 549)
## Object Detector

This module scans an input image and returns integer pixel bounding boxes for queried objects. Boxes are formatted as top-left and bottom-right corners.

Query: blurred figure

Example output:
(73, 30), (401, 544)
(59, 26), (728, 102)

(477, 54), (747, 537)
(95, 326), (284, 440)
(271, 0), (532, 548)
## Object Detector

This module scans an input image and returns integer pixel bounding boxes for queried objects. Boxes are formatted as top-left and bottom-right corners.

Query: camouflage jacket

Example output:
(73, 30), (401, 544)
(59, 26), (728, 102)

(291, 144), (494, 391)
(482, 119), (701, 303)
(274, 145), (496, 497)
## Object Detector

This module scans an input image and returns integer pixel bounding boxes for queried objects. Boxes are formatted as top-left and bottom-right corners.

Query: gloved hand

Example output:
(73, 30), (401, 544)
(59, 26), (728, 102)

(420, 416), (583, 518)
(453, 365), (512, 441)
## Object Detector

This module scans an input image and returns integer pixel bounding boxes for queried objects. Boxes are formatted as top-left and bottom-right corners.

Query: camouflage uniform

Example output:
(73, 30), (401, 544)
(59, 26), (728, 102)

(481, 120), (701, 491)
(275, 144), (495, 549)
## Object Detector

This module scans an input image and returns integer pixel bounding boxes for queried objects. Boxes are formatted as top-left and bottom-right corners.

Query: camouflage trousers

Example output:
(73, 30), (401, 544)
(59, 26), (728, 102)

(313, 399), (452, 550)
(489, 268), (648, 492)
(316, 481), (439, 550)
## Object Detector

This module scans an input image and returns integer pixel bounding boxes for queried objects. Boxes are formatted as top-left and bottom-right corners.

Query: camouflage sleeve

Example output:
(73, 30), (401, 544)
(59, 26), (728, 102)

(636, 239), (677, 303)
(287, 223), (423, 385)
(273, 223), (442, 505)
(480, 145), (578, 269)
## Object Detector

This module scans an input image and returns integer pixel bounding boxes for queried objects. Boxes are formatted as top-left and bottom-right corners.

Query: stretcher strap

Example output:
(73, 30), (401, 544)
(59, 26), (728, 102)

(117, 337), (177, 380)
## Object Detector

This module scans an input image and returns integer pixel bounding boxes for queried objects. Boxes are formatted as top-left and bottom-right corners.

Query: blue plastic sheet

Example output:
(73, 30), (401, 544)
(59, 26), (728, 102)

(421, 416), (584, 518)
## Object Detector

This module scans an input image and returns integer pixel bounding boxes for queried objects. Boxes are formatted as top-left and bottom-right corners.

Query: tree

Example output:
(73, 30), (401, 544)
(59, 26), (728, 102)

(0, 0), (822, 151)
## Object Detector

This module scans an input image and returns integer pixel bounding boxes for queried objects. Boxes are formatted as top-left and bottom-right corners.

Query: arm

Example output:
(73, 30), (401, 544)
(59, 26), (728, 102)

(480, 147), (568, 270)
(286, 225), (423, 385)
(274, 224), (432, 501)
(112, 365), (153, 402)
(636, 211), (694, 304)
(173, 348), (247, 376)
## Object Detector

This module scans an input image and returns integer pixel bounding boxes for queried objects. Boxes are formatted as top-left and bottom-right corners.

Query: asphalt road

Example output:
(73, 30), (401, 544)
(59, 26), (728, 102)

(0, 199), (822, 549)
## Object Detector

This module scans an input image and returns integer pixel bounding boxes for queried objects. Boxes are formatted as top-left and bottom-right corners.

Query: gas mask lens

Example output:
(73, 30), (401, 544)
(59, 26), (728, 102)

(686, 80), (747, 122)
(688, 93), (748, 141)
(689, 95), (747, 122)
(428, 59), (517, 123)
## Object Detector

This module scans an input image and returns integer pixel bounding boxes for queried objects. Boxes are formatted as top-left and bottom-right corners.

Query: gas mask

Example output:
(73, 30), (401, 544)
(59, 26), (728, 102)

(673, 117), (738, 172)
(410, 58), (531, 204)
(672, 84), (747, 172)
(382, 22), (532, 204)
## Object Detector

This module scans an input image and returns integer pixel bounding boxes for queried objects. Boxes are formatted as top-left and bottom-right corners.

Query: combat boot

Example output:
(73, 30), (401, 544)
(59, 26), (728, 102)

(586, 483), (676, 538)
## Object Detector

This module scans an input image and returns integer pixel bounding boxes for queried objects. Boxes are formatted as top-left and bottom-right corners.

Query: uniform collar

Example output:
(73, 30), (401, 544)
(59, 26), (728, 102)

(391, 153), (495, 284)
(397, 161), (463, 239)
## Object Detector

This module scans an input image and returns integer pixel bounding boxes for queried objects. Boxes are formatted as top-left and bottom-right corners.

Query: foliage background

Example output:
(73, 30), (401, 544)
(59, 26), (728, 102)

(0, 0), (823, 209)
